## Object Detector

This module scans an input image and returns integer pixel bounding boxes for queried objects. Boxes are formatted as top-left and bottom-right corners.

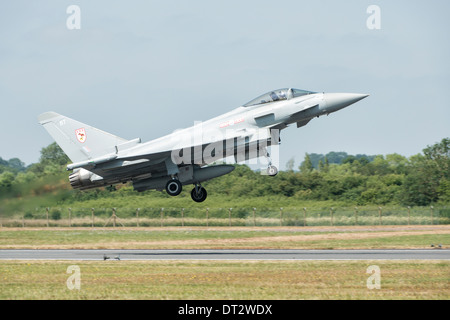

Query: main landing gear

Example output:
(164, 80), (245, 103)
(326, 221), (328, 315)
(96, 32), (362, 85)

(191, 184), (207, 203)
(165, 179), (207, 203)
(165, 179), (182, 196)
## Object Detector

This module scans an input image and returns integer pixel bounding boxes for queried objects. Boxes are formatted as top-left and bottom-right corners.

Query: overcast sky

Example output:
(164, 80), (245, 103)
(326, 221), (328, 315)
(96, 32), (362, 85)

(1, 0), (449, 169)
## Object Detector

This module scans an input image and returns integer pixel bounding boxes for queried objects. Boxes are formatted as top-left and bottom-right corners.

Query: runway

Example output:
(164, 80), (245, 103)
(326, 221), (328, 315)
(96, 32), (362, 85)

(0, 249), (449, 261)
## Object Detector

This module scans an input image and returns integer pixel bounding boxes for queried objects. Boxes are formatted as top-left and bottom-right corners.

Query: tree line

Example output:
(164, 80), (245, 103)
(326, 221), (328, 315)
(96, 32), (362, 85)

(0, 138), (449, 208)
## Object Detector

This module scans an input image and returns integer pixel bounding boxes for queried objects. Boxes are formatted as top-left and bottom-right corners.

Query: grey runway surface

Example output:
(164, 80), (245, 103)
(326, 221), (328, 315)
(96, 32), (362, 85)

(0, 249), (449, 261)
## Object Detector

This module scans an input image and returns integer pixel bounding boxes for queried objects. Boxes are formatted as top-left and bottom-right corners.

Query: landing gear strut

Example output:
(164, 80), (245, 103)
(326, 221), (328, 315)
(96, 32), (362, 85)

(191, 183), (207, 202)
(263, 147), (278, 176)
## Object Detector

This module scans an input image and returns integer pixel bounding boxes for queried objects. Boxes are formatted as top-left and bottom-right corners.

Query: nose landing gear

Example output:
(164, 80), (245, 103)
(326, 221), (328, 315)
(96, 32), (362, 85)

(267, 165), (278, 176)
(263, 147), (278, 176)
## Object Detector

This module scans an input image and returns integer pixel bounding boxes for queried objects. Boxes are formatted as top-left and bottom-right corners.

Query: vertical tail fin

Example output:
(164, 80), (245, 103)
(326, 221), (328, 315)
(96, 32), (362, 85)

(38, 112), (128, 163)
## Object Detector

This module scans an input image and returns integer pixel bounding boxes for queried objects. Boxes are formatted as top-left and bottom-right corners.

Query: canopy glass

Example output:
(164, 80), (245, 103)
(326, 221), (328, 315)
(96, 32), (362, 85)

(243, 88), (316, 107)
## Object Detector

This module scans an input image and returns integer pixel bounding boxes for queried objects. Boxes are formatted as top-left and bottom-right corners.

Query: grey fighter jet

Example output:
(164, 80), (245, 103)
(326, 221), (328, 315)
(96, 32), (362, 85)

(38, 88), (368, 202)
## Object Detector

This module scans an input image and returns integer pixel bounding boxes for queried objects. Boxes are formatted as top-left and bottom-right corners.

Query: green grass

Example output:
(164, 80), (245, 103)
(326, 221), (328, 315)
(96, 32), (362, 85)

(0, 260), (448, 299)
(2, 204), (449, 227)
(0, 227), (448, 249)
(0, 229), (291, 248)
(1, 227), (448, 300)
(262, 234), (450, 250)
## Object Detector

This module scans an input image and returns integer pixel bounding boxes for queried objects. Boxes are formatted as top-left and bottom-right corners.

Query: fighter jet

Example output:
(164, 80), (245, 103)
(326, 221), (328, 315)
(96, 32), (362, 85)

(38, 88), (368, 202)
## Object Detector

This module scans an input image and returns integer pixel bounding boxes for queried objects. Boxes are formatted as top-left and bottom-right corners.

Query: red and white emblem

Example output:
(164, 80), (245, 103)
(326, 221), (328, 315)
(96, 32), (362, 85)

(75, 128), (87, 143)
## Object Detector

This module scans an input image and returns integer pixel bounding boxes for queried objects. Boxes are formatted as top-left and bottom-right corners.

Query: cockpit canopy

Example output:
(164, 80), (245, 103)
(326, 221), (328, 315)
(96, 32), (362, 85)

(243, 88), (317, 107)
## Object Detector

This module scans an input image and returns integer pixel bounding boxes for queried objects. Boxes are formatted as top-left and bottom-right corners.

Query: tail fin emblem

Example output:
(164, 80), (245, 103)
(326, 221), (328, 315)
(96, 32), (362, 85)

(75, 128), (86, 143)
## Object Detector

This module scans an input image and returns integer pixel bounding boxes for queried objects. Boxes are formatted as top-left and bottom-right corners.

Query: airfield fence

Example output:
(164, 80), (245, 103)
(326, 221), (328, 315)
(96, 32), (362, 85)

(0, 206), (449, 228)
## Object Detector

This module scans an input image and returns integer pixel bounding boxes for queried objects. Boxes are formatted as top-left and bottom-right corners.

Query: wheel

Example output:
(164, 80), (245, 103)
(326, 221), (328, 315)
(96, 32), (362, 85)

(267, 165), (278, 176)
(191, 186), (207, 202)
(165, 179), (182, 196)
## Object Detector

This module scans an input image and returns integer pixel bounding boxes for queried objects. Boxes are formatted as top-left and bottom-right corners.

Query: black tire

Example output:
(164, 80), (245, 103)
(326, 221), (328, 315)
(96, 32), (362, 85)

(191, 187), (207, 202)
(267, 165), (278, 176)
(166, 179), (182, 196)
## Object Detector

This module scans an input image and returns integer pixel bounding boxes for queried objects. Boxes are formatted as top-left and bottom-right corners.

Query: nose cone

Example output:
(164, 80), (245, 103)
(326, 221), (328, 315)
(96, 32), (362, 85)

(324, 93), (369, 113)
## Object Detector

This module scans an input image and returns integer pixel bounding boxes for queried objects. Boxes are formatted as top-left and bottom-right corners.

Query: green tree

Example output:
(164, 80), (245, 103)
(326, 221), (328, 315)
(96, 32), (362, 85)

(318, 160), (324, 171)
(386, 153), (409, 174)
(423, 138), (450, 179)
(39, 142), (70, 166)
(0, 171), (15, 191)
(285, 157), (295, 171)
(323, 156), (330, 172)
(29, 143), (70, 176)
(342, 155), (357, 164)
(437, 179), (450, 203)
(299, 153), (314, 174)
(7, 158), (25, 171)
(401, 138), (450, 205)
(325, 152), (349, 164)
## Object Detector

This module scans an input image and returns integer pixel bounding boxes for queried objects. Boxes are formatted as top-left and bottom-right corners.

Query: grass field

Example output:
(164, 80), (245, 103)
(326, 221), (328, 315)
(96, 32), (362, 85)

(0, 225), (449, 300)
(0, 225), (449, 249)
(0, 260), (448, 299)
(3, 204), (448, 227)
